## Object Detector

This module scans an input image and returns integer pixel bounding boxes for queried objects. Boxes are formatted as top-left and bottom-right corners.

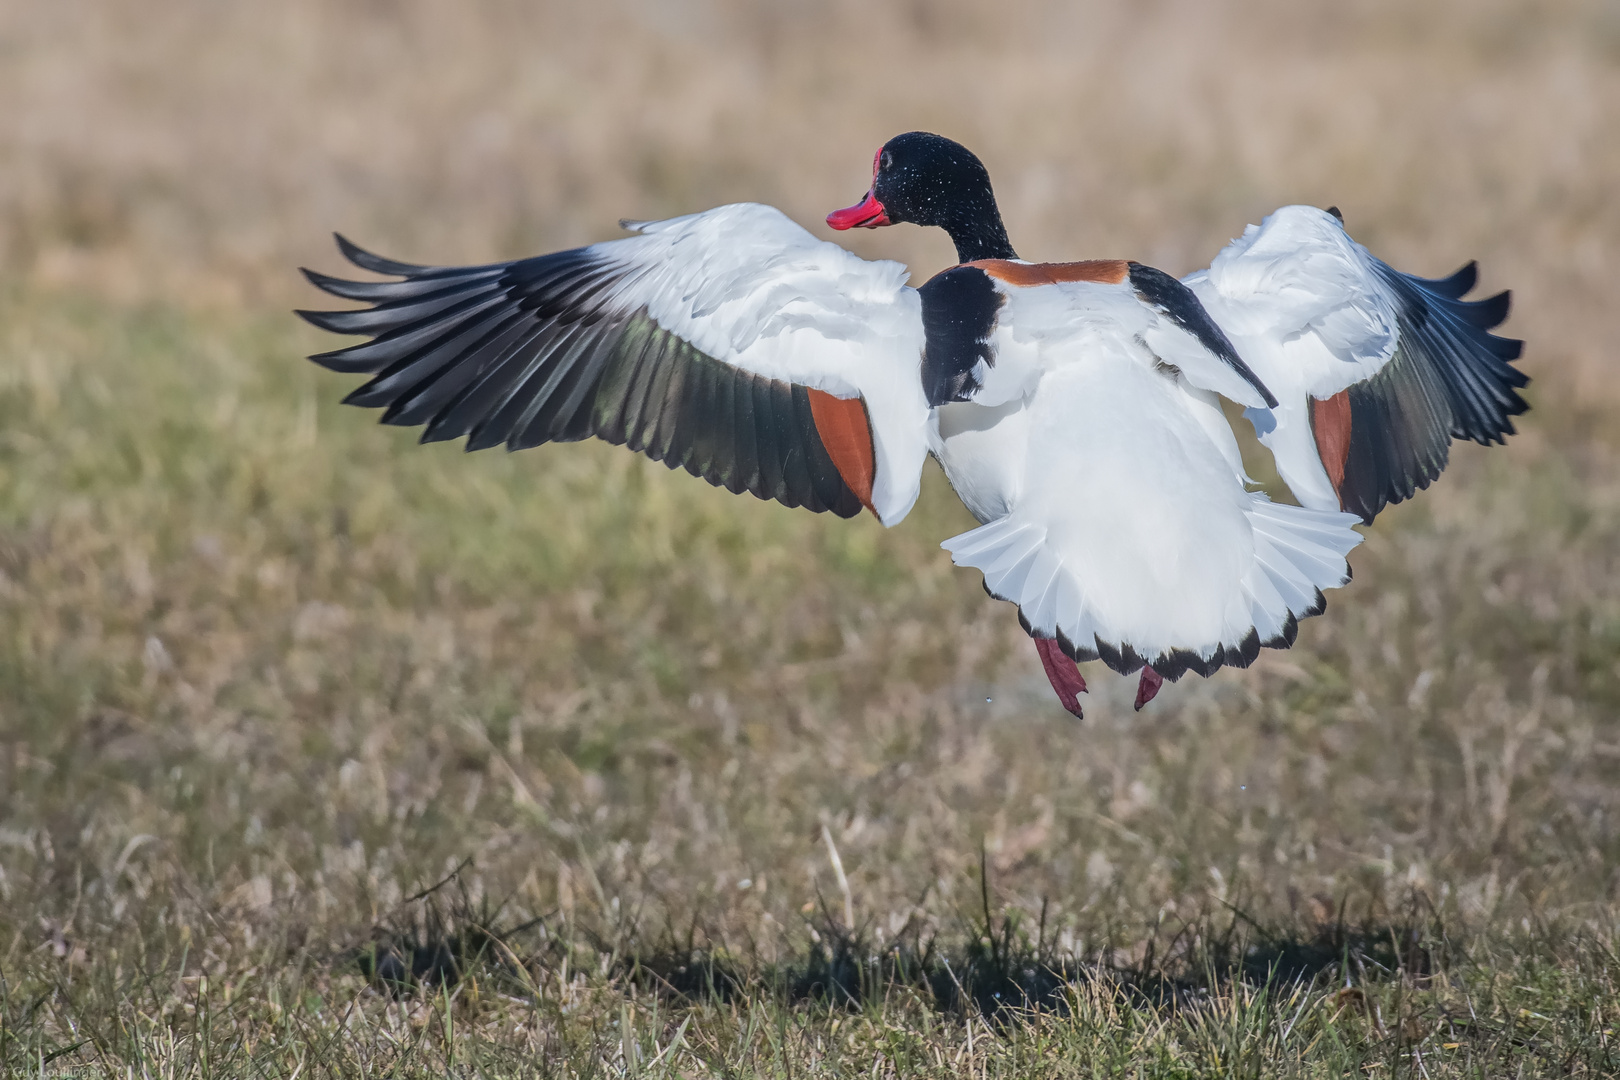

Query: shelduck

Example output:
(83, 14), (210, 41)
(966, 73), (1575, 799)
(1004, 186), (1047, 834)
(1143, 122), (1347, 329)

(299, 132), (1524, 718)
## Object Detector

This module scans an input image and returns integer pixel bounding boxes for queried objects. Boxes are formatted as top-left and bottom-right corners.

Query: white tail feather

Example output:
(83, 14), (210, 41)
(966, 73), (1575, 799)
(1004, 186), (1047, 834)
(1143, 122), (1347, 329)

(943, 493), (1361, 672)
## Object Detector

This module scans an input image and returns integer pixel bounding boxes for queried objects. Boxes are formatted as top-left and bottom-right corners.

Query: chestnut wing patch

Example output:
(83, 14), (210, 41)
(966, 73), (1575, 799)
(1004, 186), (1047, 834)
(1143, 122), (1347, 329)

(1310, 390), (1353, 497)
(300, 237), (870, 518)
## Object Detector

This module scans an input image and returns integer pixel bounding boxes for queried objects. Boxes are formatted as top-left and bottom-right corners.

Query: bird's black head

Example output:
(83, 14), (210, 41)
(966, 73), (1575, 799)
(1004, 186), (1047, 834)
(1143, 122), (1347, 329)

(827, 132), (1017, 264)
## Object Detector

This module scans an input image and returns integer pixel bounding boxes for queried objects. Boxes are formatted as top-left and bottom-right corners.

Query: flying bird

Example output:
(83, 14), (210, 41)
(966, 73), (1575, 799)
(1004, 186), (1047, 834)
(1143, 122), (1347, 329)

(298, 132), (1523, 717)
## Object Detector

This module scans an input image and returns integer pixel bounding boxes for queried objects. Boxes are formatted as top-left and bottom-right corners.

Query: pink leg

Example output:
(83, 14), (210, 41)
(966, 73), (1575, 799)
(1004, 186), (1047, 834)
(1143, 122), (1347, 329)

(1135, 665), (1164, 711)
(1034, 638), (1087, 719)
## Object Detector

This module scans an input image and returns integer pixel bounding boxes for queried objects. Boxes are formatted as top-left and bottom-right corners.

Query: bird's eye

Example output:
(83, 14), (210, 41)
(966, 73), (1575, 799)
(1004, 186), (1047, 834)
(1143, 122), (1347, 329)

(879, 151), (894, 172)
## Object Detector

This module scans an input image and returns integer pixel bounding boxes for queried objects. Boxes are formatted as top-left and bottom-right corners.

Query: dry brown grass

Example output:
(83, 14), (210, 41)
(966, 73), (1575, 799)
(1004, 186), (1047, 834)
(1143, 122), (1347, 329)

(2, 1), (1619, 1075)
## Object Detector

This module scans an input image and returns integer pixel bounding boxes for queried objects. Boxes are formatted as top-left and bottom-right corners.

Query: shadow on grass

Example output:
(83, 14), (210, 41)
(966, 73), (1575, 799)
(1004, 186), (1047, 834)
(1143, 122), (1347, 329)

(349, 862), (1448, 1022)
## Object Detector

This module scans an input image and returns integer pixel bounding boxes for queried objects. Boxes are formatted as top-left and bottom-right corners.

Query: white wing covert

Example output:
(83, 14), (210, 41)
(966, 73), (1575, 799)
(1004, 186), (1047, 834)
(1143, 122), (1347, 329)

(299, 203), (932, 525)
(1186, 205), (1526, 522)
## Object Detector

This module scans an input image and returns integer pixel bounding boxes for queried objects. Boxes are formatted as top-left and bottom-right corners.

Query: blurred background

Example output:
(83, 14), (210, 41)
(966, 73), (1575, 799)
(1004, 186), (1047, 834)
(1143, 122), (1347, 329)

(2, 0), (1619, 1056)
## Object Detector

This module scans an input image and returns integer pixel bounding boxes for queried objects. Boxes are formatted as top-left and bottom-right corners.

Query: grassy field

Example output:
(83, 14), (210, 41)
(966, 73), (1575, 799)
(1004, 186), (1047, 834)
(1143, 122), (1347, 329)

(2, 1), (1619, 1075)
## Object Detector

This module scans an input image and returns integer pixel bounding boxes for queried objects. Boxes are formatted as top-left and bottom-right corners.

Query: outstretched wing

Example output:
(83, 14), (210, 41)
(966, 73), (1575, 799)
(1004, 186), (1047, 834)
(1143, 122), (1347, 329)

(1184, 205), (1526, 523)
(298, 203), (932, 525)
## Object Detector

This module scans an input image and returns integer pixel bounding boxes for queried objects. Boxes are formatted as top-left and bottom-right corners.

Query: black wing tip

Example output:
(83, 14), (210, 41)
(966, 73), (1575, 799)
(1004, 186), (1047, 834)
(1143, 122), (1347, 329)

(1443, 261), (1480, 298)
(299, 264), (388, 304)
(1461, 289), (1512, 331)
(306, 344), (382, 373)
(1405, 260), (1479, 300)
(341, 383), (386, 409)
(1401, 266), (1518, 339)
(418, 422), (465, 446)
(295, 306), (363, 335)
(333, 232), (431, 277)
(1371, 257), (1530, 452)
(300, 265), (341, 293)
